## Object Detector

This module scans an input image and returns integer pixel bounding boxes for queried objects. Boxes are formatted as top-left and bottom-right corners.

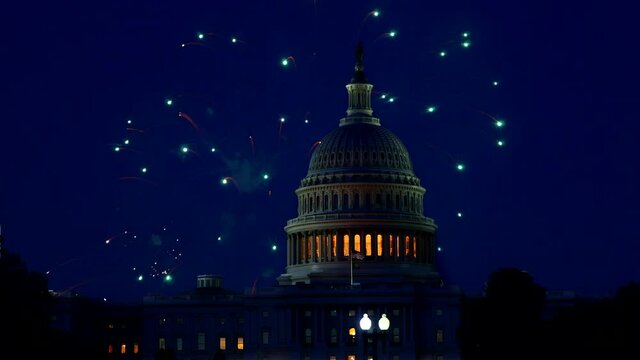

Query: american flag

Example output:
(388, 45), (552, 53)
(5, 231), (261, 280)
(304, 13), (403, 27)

(351, 252), (365, 260)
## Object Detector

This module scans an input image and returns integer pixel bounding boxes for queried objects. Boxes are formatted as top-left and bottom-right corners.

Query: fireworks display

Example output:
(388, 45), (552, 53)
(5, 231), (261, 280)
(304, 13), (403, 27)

(3, 1), (638, 302)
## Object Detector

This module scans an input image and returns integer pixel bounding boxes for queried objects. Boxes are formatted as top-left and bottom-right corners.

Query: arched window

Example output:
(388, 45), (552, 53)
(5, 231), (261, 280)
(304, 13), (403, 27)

(354, 234), (361, 253)
(343, 193), (349, 210)
(377, 234), (383, 257)
(332, 234), (337, 258)
(365, 234), (372, 256)
(343, 235), (350, 257)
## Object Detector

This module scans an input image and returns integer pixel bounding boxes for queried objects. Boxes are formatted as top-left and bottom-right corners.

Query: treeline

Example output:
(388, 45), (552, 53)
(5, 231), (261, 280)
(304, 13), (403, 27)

(457, 267), (640, 359)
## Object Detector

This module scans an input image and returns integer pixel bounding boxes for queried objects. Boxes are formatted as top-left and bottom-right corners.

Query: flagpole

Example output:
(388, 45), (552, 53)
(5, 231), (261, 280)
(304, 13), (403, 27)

(350, 251), (353, 287)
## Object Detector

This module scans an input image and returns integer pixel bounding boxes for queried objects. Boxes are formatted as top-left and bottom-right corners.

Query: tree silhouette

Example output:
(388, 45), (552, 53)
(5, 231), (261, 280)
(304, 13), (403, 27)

(458, 267), (546, 360)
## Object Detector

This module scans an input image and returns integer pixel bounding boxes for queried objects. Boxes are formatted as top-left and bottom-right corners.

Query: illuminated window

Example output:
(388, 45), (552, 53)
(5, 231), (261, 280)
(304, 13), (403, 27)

(348, 327), (356, 344)
(158, 338), (166, 350)
(262, 330), (270, 345)
(120, 343), (126, 354)
(436, 329), (444, 343)
(330, 356), (337, 360)
(413, 237), (417, 258)
(219, 337), (226, 350)
(389, 235), (394, 256)
(315, 235), (320, 258)
(330, 328), (338, 344)
(108, 344), (113, 354)
(307, 236), (312, 260)
(176, 338), (183, 351)
(332, 235), (337, 257)
(343, 235), (350, 257)
(377, 235), (383, 256)
(133, 343), (139, 354)
(108, 323), (114, 329)
(365, 234), (372, 256)
(354, 234), (361, 252)
(405, 236), (410, 256)
(197, 332), (206, 350)
(237, 337), (244, 350)
(348, 355), (356, 360)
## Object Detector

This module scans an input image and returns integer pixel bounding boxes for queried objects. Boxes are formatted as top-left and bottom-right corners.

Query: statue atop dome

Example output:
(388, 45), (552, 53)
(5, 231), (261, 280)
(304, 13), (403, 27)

(351, 41), (368, 83)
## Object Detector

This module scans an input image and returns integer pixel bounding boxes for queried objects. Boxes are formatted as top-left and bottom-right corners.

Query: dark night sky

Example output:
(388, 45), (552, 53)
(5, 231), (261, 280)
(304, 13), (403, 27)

(1, 0), (639, 303)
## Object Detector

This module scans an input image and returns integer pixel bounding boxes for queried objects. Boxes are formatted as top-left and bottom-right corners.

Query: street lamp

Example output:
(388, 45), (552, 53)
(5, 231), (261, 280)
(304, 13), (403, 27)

(359, 313), (391, 360)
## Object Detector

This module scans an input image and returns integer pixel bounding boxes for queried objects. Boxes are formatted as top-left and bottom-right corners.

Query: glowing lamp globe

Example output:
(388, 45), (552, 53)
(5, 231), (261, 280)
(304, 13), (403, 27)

(359, 314), (372, 331)
(378, 314), (390, 331)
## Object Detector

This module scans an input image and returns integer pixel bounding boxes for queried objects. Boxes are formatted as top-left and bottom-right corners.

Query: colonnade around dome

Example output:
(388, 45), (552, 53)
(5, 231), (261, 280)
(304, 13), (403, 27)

(286, 230), (435, 266)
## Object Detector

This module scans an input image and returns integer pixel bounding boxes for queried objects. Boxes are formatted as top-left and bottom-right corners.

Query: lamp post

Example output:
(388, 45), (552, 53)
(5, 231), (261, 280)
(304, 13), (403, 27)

(359, 313), (390, 360)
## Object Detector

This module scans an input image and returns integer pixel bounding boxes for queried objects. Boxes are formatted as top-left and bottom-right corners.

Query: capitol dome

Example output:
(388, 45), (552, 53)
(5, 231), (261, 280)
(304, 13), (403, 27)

(278, 43), (440, 286)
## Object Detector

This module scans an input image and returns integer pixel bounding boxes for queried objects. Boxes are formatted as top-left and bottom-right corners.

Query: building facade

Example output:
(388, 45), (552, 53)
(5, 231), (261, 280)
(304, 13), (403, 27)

(142, 45), (462, 360)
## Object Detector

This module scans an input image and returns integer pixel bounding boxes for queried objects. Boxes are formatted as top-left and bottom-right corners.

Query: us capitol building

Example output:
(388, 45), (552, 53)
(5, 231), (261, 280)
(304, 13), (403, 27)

(142, 44), (462, 360)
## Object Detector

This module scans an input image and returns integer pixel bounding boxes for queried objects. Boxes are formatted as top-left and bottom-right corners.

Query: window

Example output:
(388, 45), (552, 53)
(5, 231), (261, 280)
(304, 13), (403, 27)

(436, 329), (444, 343)
(354, 234), (361, 252)
(343, 235), (350, 257)
(365, 234), (372, 256)
(108, 344), (113, 354)
(435, 308), (443, 316)
(348, 327), (356, 344)
(348, 355), (356, 360)
(305, 328), (312, 344)
(304, 310), (312, 317)
(262, 330), (270, 345)
(133, 343), (139, 354)
(348, 309), (356, 317)
(436, 355), (444, 360)
(197, 332), (206, 350)
(332, 194), (338, 210)
(219, 337), (226, 350)
(237, 337), (244, 350)
(392, 309), (400, 316)
(158, 338), (166, 350)
(330, 309), (337, 317)
(377, 235), (383, 256)
(262, 310), (269, 318)
(330, 356), (337, 360)
(332, 235), (337, 257)
(343, 193), (349, 210)
(176, 338), (183, 351)
(392, 328), (400, 343)
(330, 328), (338, 344)
(120, 343), (126, 354)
